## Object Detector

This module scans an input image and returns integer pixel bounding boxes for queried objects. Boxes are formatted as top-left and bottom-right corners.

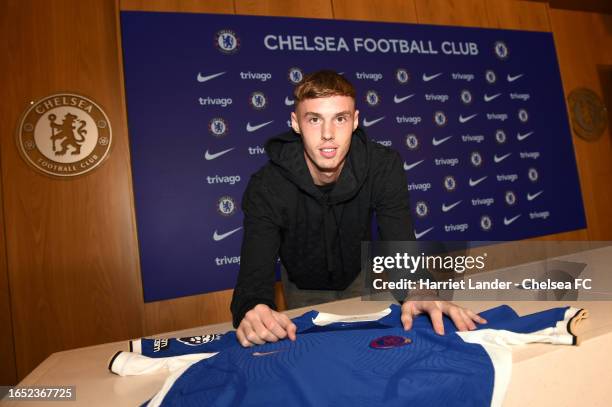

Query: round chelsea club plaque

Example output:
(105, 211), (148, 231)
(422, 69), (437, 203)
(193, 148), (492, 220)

(17, 93), (112, 177)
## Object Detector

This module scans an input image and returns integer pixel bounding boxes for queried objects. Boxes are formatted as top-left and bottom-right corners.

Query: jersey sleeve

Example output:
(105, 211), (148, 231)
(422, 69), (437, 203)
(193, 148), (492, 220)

(129, 332), (237, 358)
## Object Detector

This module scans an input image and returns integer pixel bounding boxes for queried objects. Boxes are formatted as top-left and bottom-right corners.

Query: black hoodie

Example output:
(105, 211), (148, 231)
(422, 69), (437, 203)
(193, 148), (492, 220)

(230, 127), (414, 327)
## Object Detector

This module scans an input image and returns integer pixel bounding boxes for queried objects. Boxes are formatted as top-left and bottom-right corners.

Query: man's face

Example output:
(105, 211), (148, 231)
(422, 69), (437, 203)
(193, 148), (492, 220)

(291, 95), (359, 181)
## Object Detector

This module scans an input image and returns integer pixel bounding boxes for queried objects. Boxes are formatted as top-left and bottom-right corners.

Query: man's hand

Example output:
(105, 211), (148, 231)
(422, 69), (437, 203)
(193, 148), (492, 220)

(401, 297), (487, 335)
(236, 304), (297, 347)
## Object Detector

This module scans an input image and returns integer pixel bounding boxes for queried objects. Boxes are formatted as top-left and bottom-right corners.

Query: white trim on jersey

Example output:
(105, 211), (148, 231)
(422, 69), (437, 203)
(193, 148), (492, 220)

(110, 351), (217, 376)
(312, 307), (392, 326)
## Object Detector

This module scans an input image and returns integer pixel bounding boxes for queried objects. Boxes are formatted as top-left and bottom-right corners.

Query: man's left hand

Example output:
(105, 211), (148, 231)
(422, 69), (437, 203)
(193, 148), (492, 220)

(401, 298), (487, 335)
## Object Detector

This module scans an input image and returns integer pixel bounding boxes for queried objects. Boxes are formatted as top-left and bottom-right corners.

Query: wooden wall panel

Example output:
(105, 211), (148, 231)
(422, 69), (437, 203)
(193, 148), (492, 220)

(235, 0), (333, 18)
(332, 0), (418, 23)
(549, 9), (612, 240)
(415, 0), (492, 27)
(121, 0), (234, 13)
(0, 0), (145, 379)
(485, 0), (551, 31)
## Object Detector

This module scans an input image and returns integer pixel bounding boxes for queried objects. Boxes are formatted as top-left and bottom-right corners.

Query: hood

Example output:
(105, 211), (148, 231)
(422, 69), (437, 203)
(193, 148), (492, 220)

(264, 127), (371, 204)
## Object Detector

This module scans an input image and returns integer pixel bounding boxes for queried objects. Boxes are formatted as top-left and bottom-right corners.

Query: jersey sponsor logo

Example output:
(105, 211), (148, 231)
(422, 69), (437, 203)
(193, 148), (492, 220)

(414, 226), (434, 239)
(470, 151), (483, 167)
(249, 92), (267, 110)
(518, 109), (529, 123)
(493, 152), (511, 163)
(396, 115), (422, 125)
(405, 134), (419, 150)
(284, 96), (295, 106)
(288, 67), (304, 84)
(432, 135), (452, 146)
(503, 214), (521, 226)
(370, 335), (412, 349)
(403, 159), (424, 171)
(528, 167), (539, 182)
(425, 93), (449, 103)
(240, 71), (272, 81)
(505, 190), (517, 206)
(480, 215), (493, 231)
(395, 68), (410, 84)
(483, 93), (501, 102)
(460, 90), (472, 105)
(442, 200), (462, 212)
(393, 94), (415, 103)
(434, 111), (447, 127)
(527, 190), (543, 201)
(530, 211), (550, 220)
(197, 71), (226, 83)
(445, 223), (468, 232)
(517, 131), (534, 141)
(469, 176), (487, 187)
(458, 113), (477, 123)
(415, 201), (429, 218)
(16, 93), (112, 177)
(217, 196), (237, 216)
(212, 226), (242, 241)
(485, 70), (497, 84)
(209, 117), (228, 137)
(365, 90), (381, 106)
(177, 334), (222, 346)
(215, 29), (240, 54)
(246, 120), (274, 132)
(507, 73), (524, 82)
(362, 116), (385, 127)
(207, 174), (241, 185)
(198, 96), (232, 107)
(494, 41), (509, 59)
(443, 175), (457, 191)
(451, 72), (475, 82)
(495, 129), (507, 144)
(422, 72), (442, 82)
(153, 339), (169, 352)
(205, 147), (234, 161)
(355, 72), (383, 81)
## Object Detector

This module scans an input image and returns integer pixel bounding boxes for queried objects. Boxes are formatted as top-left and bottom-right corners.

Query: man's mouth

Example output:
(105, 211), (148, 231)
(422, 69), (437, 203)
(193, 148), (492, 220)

(319, 147), (337, 158)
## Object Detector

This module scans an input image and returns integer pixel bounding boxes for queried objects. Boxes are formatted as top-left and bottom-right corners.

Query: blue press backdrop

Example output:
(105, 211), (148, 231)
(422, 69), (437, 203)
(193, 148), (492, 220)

(120, 11), (586, 302)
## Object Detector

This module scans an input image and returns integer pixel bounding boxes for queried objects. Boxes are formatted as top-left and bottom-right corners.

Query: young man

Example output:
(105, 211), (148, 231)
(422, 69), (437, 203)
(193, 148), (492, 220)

(231, 70), (485, 347)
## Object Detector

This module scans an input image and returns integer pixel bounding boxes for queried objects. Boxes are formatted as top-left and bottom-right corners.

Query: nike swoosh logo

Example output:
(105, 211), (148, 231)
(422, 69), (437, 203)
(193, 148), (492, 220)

(458, 113), (478, 123)
(469, 176), (487, 187)
(284, 97), (294, 106)
(362, 117), (385, 127)
(422, 72), (442, 82)
(503, 214), (521, 226)
(197, 71), (226, 83)
(246, 120), (274, 132)
(393, 94), (415, 103)
(484, 93), (502, 102)
(442, 200), (462, 212)
(252, 350), (284, 357)
(507, 74), (524, 82)
(527, 190), (543, 201)
(204, 147), (234, 161)
(432, 136), (452, 146)
(517, 131), (534, 141)
(494, 153), (512, 163)
(414, 227), (434, 239)
(403, 160), (424, 171)
(213, 227), (242, 242)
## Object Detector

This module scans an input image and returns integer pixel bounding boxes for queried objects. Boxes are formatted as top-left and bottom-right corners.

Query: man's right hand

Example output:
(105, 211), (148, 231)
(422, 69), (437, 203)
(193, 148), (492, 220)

(236, 304), (297, 347)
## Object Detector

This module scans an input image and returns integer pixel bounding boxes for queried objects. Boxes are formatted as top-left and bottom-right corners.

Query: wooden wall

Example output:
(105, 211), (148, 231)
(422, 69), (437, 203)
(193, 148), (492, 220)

(0, 0), (610, 384)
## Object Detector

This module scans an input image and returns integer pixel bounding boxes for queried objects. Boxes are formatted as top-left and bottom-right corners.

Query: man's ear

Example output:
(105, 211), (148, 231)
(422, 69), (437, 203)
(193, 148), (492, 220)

(353, 109), (360, 131)
(290, 111), (301, 134)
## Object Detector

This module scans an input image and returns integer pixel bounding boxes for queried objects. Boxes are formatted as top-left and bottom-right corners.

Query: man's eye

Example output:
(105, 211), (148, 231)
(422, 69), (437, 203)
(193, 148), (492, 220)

(336, 116), (347, 124)
(309, 117), (320, 124)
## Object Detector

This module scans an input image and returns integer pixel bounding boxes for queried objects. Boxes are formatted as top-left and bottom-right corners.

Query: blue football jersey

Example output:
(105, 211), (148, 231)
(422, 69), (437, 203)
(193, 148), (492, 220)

(110, 304), (586, 407)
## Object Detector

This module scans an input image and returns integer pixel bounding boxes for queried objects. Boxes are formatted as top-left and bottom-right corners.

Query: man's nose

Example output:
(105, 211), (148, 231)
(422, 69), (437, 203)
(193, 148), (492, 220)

(321, 124), (334, 141)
